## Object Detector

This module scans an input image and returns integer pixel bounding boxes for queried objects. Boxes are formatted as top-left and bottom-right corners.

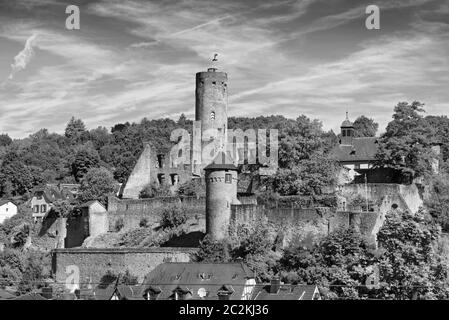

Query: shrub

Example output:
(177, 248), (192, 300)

(160, 205), (188, 229)
(114, 218), (124, 232)
(139, 182), (171, 199)
(139, 218), (148, 228)
(177, 179), (205, 197)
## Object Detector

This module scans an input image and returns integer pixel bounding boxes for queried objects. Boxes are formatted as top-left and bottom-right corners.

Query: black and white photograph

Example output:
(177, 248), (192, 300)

(0, 0), (449, 310)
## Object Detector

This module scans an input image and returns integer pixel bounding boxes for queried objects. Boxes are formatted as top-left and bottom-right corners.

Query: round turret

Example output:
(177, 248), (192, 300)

(204, 152), (239, 241)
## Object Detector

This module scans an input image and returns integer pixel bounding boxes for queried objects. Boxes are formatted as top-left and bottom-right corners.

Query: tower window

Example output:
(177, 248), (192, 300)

(212, 81), (216, 85)
(157, 154), (165, 168)
(210, 111), (215, 120)
(225, 174), (232, 184)
(170, 174), (179, 186)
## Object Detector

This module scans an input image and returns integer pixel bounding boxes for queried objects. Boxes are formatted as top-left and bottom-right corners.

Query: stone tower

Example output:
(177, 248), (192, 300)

(193, 56), (228, 173)
(340, 112), (355, 146)
(204, 152), (240, 241)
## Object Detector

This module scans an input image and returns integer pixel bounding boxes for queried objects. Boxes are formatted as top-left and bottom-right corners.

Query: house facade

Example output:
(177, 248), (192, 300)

(30, 186), (74, 222)
(332, 113), (378, 170)
(140, 262), (256, 300)
(0, 200), (17, 224)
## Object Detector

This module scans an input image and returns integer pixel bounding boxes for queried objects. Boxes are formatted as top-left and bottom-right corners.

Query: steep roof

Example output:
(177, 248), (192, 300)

(252, 284), (319, 300)
(0, 199), (15, 207)
(79, 200), (105, 209)
(332, 137), (378, 163)
(33, 186), (75, 204)
(140, 262), (255, 300)
(204, 152), (238, 171)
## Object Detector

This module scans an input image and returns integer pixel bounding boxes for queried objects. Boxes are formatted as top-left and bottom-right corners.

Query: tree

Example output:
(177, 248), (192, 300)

(425, 173), (449, 232)
(0, 134), (12, 147)
(0, 151), (43, 197)
(78, 167), (116, 206)
(65, 116), (87, 143)
(160, 204), (188, 229)
(353, 115), (379, 137)
(278, 211), (449, 300)
(71, 146), (100, 182)
(270, 154), (338, 196)
(375, 210), (449, 299)
(376, 101), (436, 178)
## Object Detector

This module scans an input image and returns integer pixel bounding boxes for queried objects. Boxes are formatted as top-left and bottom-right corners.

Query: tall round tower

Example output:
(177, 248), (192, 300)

(204, 152), (239, 241)
(195, 57), (228, 166)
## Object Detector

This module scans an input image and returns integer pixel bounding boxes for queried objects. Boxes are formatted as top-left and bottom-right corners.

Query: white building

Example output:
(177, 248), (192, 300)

(0, 200), (18, 224)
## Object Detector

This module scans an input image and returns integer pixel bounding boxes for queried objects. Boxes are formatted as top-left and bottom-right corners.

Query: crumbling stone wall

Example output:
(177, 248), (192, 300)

(339, 183), (423, 214)
(51, 247), (199, 285)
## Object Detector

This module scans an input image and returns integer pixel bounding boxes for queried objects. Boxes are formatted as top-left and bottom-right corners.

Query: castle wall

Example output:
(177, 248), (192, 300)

(51, 247), (199, 285)
(122, 144), (153, 199)
(121, 143), (194, 200)
(339, 183), (423, 214)
(107, 196), (205, 231)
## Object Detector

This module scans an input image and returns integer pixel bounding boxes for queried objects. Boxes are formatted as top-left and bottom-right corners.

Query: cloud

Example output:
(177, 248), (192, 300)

(8, 33), (38, 80)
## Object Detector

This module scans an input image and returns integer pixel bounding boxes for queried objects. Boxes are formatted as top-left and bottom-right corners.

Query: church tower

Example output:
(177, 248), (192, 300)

(193, 55), (228, 173)
(340, 112), (355, 146)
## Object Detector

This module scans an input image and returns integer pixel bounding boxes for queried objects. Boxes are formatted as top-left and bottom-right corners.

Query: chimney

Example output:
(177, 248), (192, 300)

(270, 277), (281, 294)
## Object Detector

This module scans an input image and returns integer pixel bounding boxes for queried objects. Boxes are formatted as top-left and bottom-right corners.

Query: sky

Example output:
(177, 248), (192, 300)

(0, 0), (448, 138)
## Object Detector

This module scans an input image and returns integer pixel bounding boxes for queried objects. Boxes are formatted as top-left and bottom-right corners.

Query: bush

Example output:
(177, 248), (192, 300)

(114, 218), (124, 232)
(177, 179), (205, 197)
(139, 182), (171, 199)
(160, 205), (188, 229)
(139, 218), (148, 228)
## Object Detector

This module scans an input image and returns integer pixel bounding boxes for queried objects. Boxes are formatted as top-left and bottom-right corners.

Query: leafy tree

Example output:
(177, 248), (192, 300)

(0, 134), (12, 147)
(426, 115), (449, 162)
(197, 235), (230, 263)
(71, 146), (101, 182)
(375, 210), (449, 299)
(17, 251), (48, 294)
(0, 151), (43, 197)
(353, 115), (379, 137)
(78, 167), (117, 206)
(376, 101), (436, 177)
(271, 154), (338, 196)
(65, 116), (88, 143)
(425, 173), (449, 232)
(160, 204), (188, 229)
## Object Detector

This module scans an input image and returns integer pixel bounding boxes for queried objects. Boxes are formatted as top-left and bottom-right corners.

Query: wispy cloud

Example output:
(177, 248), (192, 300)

(0, 0), (448, 137)
(8, 33), (38, 80)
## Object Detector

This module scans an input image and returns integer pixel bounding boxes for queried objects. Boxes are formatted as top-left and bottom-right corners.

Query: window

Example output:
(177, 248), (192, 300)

(342, 130), (347, 137)
(170, 174), (179, 186)
(157, 173), (165, 185)
(225, 173), (232, 184)
(157, 154), (164, 168)
(41, 204), (47, 213)
(33, 205), (39, 213)
(210, 111), (215, 120)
